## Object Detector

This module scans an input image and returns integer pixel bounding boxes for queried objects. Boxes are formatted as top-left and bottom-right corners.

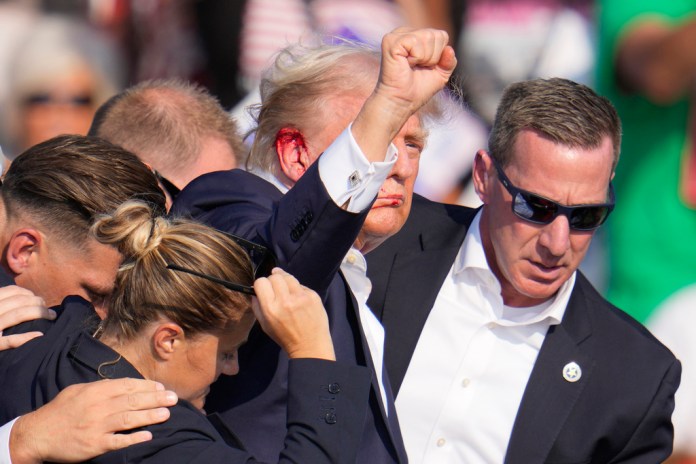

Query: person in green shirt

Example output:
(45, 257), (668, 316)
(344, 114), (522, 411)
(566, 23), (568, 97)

(596, 1), (696, 324)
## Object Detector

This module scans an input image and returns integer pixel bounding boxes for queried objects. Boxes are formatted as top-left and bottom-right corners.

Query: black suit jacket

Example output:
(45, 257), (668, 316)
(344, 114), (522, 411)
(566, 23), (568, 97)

(0, 296), (372, 463)
(171, 164), (408, 464)
(366, 194), (681, 464)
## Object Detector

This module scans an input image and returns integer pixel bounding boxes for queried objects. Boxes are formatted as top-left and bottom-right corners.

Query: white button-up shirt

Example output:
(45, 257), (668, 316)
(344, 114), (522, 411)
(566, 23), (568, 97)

(397, 211), (575, 463)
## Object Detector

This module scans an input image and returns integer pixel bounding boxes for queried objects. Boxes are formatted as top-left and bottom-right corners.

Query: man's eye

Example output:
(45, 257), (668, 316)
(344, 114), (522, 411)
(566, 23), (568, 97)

(406, 142), (423, 158)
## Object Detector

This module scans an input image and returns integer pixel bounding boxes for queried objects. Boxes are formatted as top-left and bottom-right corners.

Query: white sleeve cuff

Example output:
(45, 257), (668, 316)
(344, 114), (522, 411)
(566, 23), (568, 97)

(0, 418), (18, 464)
(318, 123), (398, 212)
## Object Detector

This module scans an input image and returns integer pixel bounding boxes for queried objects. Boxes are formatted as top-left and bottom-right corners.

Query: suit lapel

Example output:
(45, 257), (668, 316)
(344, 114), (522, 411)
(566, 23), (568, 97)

(342, 271), (408, 463)
(504, 278), (595, 464)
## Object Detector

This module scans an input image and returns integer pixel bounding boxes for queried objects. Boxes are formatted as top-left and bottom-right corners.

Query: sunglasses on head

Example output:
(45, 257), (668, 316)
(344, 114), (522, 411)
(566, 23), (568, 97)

(166, 232), (276, 296)
(491, 158), (614, 231)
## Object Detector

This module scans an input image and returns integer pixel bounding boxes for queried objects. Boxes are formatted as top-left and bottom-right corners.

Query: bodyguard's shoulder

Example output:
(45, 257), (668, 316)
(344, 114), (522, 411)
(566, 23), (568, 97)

(576, 273), (678, 365)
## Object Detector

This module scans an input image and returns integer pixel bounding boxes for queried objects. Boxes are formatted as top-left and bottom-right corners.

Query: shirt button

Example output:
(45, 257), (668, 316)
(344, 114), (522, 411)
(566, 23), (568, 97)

(328, 383), (341, 394)
(461, 378), (471, 388)
(487, 322), (496, 329)
(346, 254), (357, 265)
(324, 412), (337, 424)
(437, 438), (446, 447)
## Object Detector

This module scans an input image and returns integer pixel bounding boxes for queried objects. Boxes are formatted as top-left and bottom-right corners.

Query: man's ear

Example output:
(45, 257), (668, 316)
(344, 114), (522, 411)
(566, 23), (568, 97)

(152, 322), (186, 361)
(5, 229), (42, 276)
(275, 127), (311, 183)
(472, 150), (494, 204)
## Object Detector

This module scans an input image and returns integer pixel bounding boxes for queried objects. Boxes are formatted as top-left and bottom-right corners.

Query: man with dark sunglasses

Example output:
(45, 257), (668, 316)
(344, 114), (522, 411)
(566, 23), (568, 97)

(366, 77), (680, 463)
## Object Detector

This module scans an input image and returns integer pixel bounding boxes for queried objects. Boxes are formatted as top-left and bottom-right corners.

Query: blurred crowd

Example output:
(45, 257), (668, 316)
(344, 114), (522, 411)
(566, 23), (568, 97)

(1, 0), (696, 462)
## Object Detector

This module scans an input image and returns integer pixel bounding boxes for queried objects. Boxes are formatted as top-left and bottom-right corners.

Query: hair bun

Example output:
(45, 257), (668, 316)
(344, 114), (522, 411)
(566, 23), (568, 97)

(91, 201), (166, 260)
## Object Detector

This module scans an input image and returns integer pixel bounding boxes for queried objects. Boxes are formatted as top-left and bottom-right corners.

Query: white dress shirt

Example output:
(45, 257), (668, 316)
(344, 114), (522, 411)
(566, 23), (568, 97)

(397, 211), (575, 463)
(341, 247), (388, 414)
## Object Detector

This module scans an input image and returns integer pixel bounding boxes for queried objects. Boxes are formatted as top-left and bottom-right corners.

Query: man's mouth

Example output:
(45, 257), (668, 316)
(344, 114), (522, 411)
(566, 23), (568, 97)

(373, 195), (404, 208)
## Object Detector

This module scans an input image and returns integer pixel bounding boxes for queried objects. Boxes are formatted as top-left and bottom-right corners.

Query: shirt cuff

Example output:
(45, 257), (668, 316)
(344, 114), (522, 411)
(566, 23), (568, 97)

(0, 418), (18, 464)
(318, 123), (398, 212)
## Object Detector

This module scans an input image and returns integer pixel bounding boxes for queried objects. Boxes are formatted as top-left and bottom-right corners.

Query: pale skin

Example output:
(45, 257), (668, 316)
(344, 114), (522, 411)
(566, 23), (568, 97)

(10, 378), (178, 464)
(472, 129), (615, 307)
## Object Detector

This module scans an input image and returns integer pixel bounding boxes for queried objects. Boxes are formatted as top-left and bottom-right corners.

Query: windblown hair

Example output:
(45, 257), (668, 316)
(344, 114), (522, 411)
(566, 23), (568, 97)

(92, 201), (254, 340)
(89, 78), (245, 172)
(489, 78), (622, 171)
(1, 134), (166, 246)
(247, 38), (445, 173)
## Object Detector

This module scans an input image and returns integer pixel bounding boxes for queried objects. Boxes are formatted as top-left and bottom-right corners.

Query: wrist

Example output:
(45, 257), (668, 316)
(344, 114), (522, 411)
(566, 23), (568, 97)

(9, 416), (41, 464)
(287, 340), (336, 361)
(351, 92), (412, 161)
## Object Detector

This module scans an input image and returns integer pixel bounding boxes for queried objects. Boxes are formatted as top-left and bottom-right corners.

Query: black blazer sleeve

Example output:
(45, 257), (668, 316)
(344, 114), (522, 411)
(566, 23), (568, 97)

(95, 360), (371, 464)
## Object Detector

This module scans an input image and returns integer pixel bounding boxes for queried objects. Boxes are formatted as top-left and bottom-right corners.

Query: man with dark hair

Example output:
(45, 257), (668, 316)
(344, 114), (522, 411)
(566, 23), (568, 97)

(0, 134), (171, 463)
(89, 78), (244, 205)
(366, 77), (680, 463)
(0, 134), (165, 313)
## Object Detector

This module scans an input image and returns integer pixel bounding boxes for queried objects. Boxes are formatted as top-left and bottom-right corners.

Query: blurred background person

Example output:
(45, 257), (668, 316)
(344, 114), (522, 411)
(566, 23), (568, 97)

(596, 3), (696, 462)
(0, 13), (124, 167)
(596, 2), (696, 322)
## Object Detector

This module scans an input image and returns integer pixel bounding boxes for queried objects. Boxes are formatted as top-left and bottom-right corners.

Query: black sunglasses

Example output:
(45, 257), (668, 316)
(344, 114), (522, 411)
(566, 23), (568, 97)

(166, 233), (276, 296)
(492, 158), (614, 231)
(23, 93), (93, 107)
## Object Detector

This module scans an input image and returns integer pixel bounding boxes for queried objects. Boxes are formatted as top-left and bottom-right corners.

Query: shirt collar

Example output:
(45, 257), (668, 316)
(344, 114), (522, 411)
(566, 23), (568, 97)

(248, 167), (290, 194)
(455, 210), (574, 327)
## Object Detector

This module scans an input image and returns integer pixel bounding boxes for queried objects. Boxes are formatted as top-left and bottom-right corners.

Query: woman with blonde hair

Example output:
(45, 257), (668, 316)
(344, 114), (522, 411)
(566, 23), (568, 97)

(0, 201), (370, 463)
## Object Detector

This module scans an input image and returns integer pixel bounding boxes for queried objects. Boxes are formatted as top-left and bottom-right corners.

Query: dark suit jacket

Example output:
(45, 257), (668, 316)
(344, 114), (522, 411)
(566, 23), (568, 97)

(171, 164), (408, 464)
(0, 296), (372, 463)
(366, 194), (681, 464)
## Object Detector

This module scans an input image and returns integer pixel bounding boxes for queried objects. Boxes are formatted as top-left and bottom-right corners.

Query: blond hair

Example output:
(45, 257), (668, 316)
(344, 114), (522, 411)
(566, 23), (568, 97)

(92, 201), (254, 340)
